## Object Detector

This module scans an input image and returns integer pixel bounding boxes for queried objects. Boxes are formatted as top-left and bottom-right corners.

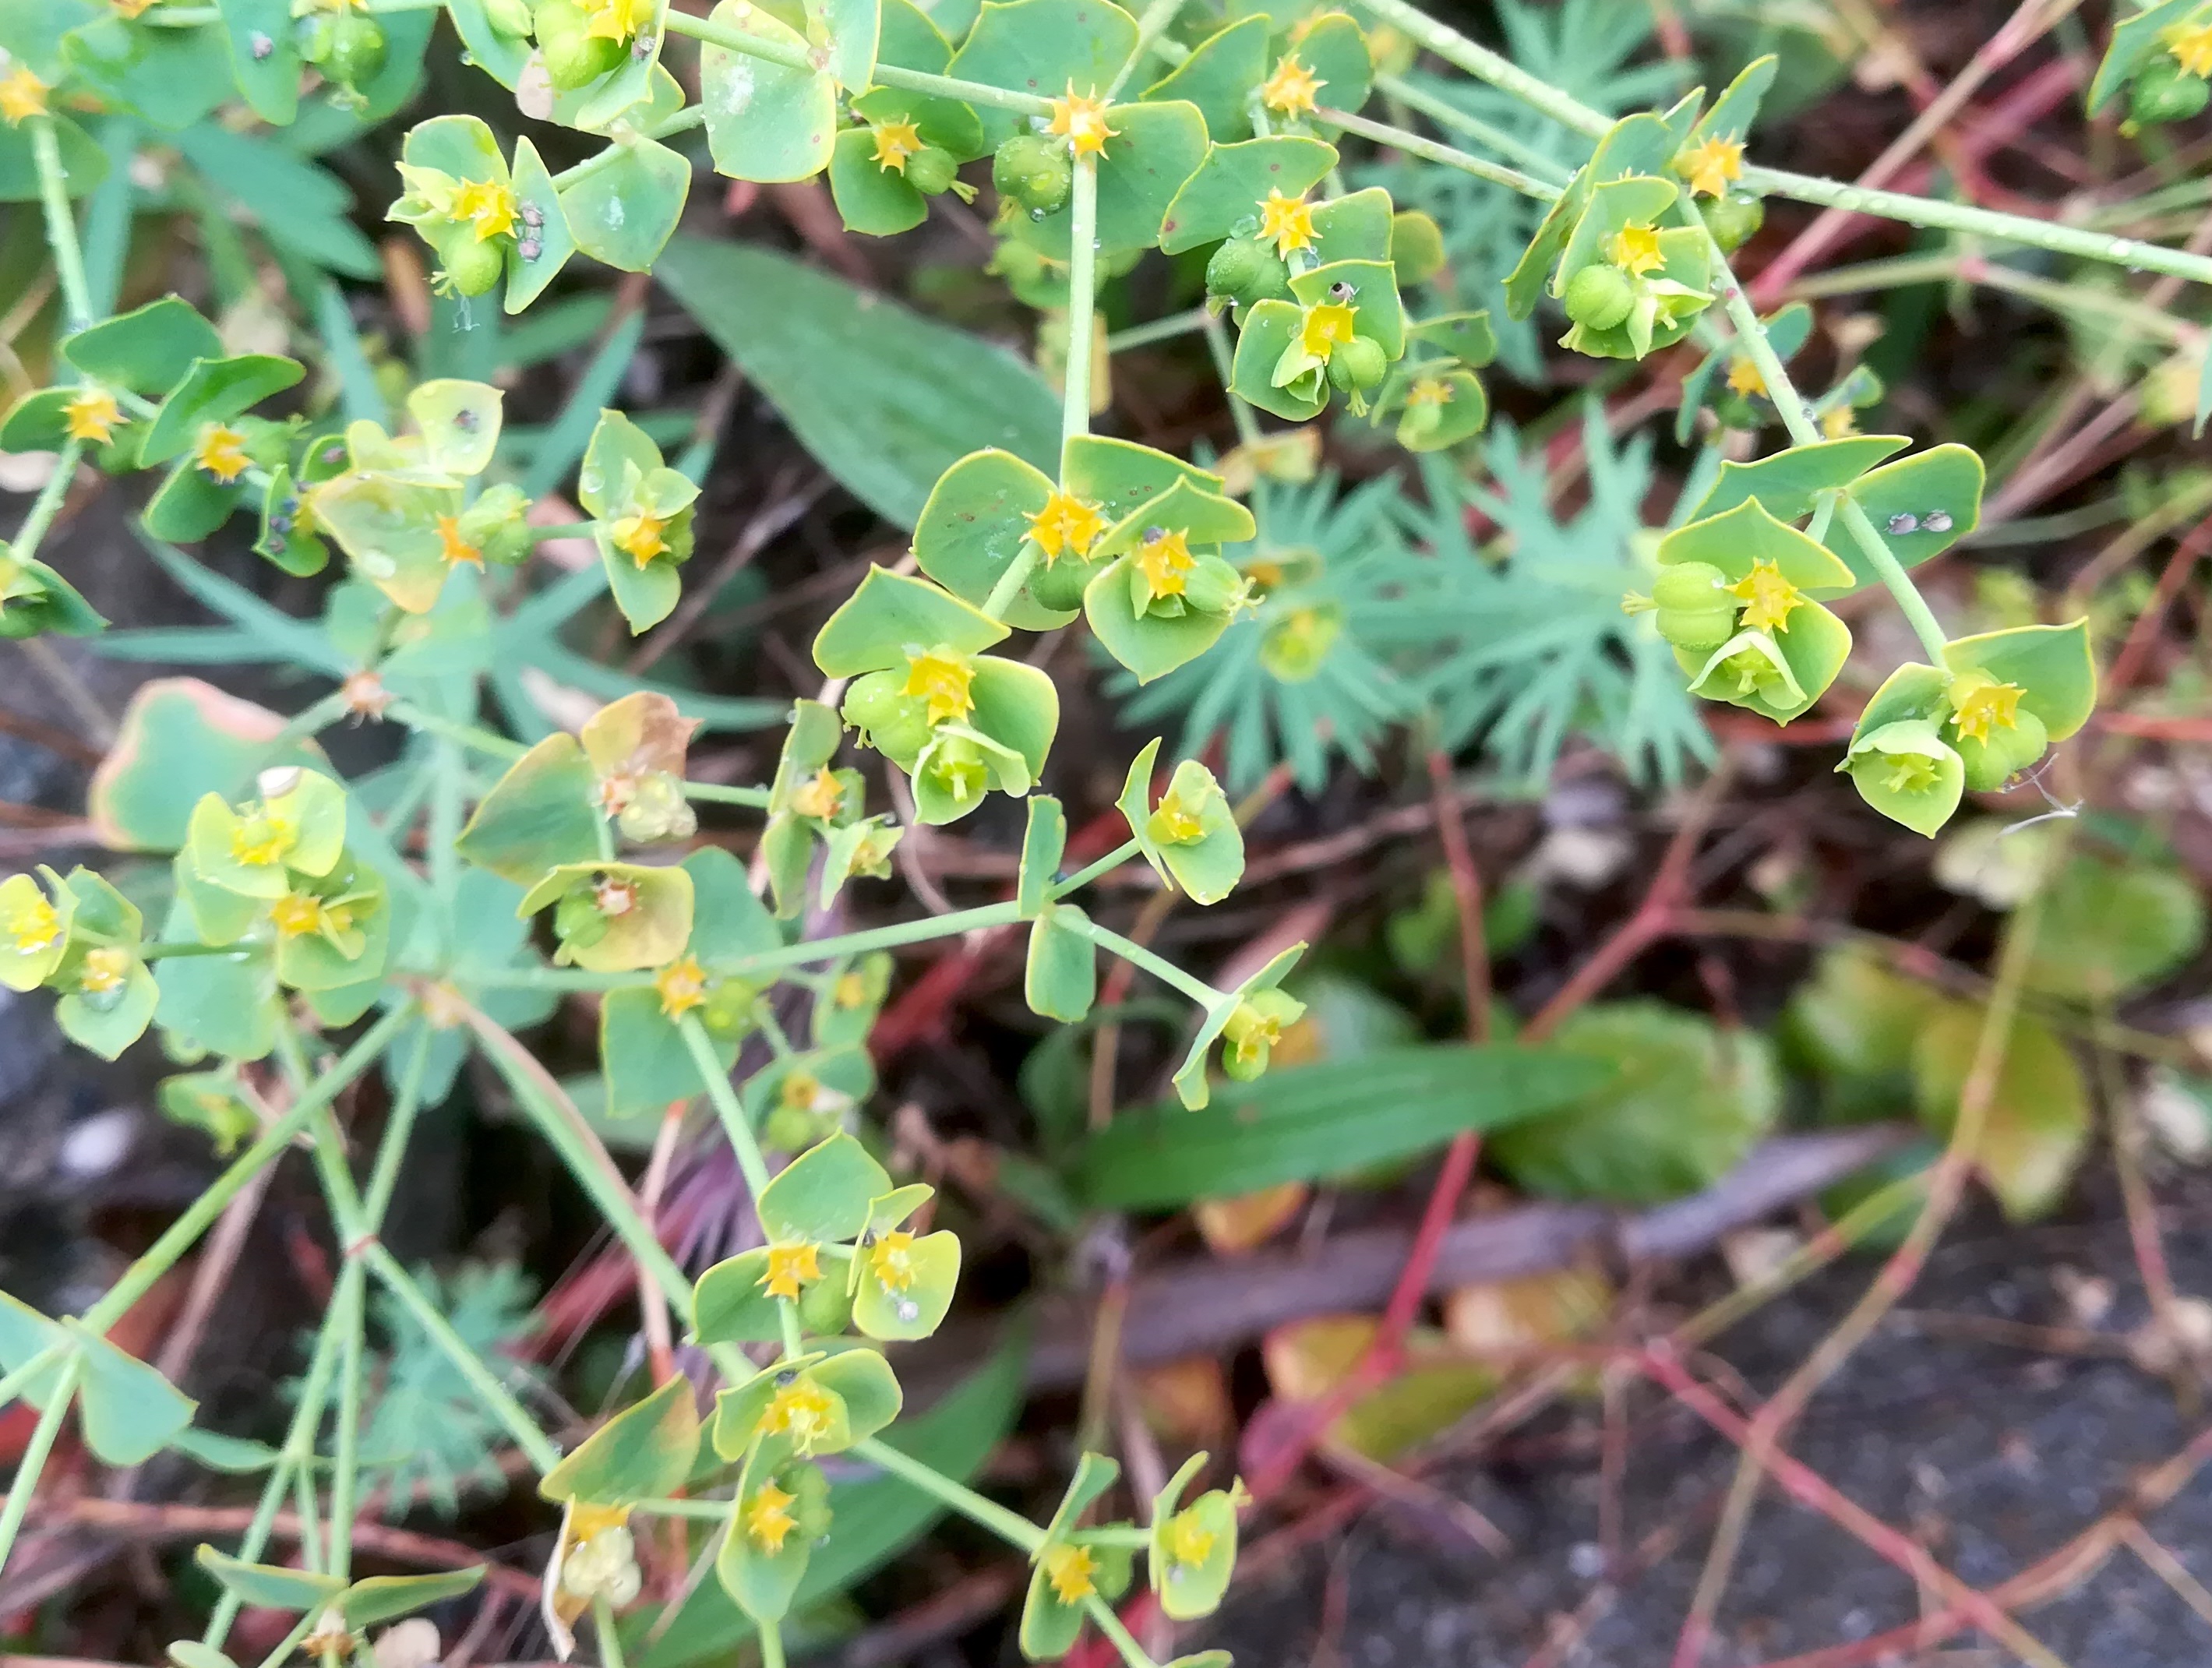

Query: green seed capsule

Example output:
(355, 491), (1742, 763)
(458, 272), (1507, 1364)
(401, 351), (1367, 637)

(2132, 56), (2212, 125)
(904, 146), (959, 197)
(538, 0), (624, 88)
(438, 230), (506, 297)
(992, 132), (1073, 213)
(1652, 560), (1737, 651)
(796, 1276), (853, 1337)
(1205, 235), (1289, 308)
(323, 12), (386, 86)
(1701, 192), (1765, 254)
(1562, 263), (1635, 331)
(1326, 334), (1388, 392)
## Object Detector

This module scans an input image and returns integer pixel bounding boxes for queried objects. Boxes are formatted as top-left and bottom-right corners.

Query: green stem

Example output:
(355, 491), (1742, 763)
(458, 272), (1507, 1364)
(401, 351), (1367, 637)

(390, 699), (527, 761)
(1063, 154), (1101, 443)
(362, 1023), (435, 1232)
(1350, 0), (1610, 138)
(983, 541), (1044, 619)
(79, 1005), (411, 1336)
(0, 1352), (79, 1579)
(429, 737), (464, 915)
(1105, 0), (1187, 99)
(1061, 913), (1226, 1008)
(1052, 838), (1142, 897)
(595, 1593), (631, 1668)
(268, 687), (360, 753)
(759, 1619), (787, 1668)
(549, 106), (710, 192)
(660, 11), (1054, 115)
(12, 440), (83, 563)
(850, 1435), (1046, 1553)
(529, 520), (598, 542)
(1201, 312), (1263, 448)
(1311, 105), (1561, 201)
(324, 1261), (369, 1585)
(250, 1610), (325, 1668)
(679, 1013), (773, 1202)
(777, 1298), (805, 1360)
(148, 0), (442, 19)
(1107, 308), (1211, 353)
(1375, 71), (1575, 183)
(1084, 1593), (1165, 1668)
(684, 781), (775, 808)
(1701, 227), (1954, 666)
(0, 1343), (62, 1412)
(1743, 163), (2212, 291)
(362, 1243), (563, 1472)
(31, 115), (94, 332)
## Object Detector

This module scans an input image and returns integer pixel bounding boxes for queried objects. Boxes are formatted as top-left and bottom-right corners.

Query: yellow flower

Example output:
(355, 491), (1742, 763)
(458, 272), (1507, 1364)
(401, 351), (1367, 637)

(1820, 404), (1859, 439)
(654, 954), (707, 1018)
(904, 647), (975, 724)
(1150, 787), (1205, 844)
(230, 808), (296, 868)
(1883, 751), (1942, 795)
(871, 118), (923, 175)
(1046, 86), (1117, 159)
(762, 1378), (838, 1450)
(7, 892), (62, 955)
(1023, 488), (1106, 564)
(745, 1481), (798, 1553)
(452, 177), (518, 242)
(1674, 135), (1745, 199)
(1729, 559), (1804, 633)
(436, 514), (483, 567)
(1606, 224), (1664, 277)
(196, 424), (252, 484)
(77, 946), (130, 996)
(0, 67), (46, 126)
(1256, 189), (1315, 259)
(1298, 299), (1357, 361)
(271, 892), (330, 937)
(1406, 377), (1454, 408)
(788, 767), (845, 821)
(63, 388), (121, 445)
(1165, 1511), (1215, 1569)
(1261, 53), (1325, 117)
(1725, 358), (1766, 397)
(869, 1229), (917, 1292)
(1042, 1542), (1098, 1603)
(2168, 19), (2212, 76)
(112, 0), (165, 16)
(781, 1070), (820, 1112)
(609, 511), (669, 567)
(1136, 527), (1194, 601)
(1950, 676), (2024, 743)
(833, 970), (867, 1007)
(580, 0), (652, 42)
(760, 1240), (822, 1301)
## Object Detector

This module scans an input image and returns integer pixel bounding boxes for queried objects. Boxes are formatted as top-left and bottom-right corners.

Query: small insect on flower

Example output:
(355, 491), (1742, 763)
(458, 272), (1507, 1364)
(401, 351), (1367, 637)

(1022, 488), (1106, 563)
(1886, 512), (1920, 535)
(62, 388), (122, 445)
(1674, 134), (1745, 198)
(1042, 1541), (1099, 1603)
(1256, 189), (1316, 259)
(1046, 85), (1117, 158)
(904, 647), (975, 724)
(871, 118), (923, 174)
(745, 1480), (798, 1553)
(1605, 224), (1665, 277)
(654, 954), (707, 1018)
(1922, 510), (1953, 533)
(1260, 53), (1325, 117)
(196, 424), (252, 485)
(0, 65), (48, 125)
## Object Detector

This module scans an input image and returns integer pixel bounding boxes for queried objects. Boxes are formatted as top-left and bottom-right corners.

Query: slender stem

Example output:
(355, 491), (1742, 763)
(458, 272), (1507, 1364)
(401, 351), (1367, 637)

(1376, 71), (1575, 183)
(78, 1005), (412, 1336)
(983, 541), (1044, 619)
(0, 1353), (79, 1578)
(1744, 163), (2212, 290)
(250, 1610), (325, 1668)
(1061, 913), (1226, 1008)
(0, 1343), (62, 1412)
(679, 1013), (773, 1201)
(758, 1619), (787, 1668)
(32, 116), (94, 332)
(849, 1435), (1046, 1553)
(684, 781), (774, 808)
(1107, 308), (1211, 353)
(1084, 1593), (1165, 1668)
(1105, 0), (1186, 99)
(660, 11), (1053, 115)
(390, 699), (527, 761)
(595, 1593), (630, 1668)
(147, 0), (442, 19)
(1312, 105), (1561, 201)
(324, 1261), (369, 1585)
(362, 1023), (435, 1232)
(11, 440), (83, 564)
(777, 1298), (805, 1360)
(362, 1243), (563, 1472)
(1701, 230), (1954, 666)
(1351, 0), (1610, 138)
(1201, 312), (1263, 447)
(1063, 155), (1101, 443)
(1053, 838), (1142, 898)
(529, 520), (598, 543)
(548, 105), (709, 194)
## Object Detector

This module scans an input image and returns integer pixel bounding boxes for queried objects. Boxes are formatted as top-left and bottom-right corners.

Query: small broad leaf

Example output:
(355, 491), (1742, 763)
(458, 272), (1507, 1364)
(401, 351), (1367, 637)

(1912, 1004), (2088, 1220)
(759, 1132), (894, 1243)
(1142, 16), (1268, 139)
(542, 1377), (701, 1506)
(560, 138), (690, 272)
(1017, 794), (1067, 918)
(193, 1546), (346, 1612)
(1025, 905), (1097, 1022)
(1688, 435), (1910, 523)
(700, 1), (838, 182)
(1158, 135), (1337, 255)
(340, 1567), (488, 1626)
(944, 0), (1139, 150)
(1824, 444), (1985, 586)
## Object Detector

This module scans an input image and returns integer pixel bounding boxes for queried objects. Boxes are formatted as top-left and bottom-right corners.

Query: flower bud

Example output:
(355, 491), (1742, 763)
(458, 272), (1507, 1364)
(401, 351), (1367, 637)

(904, 146), (959, 196)
(1325, 334), (1388, 392)
(797, 1274), (854, 1336)
(552, 885), (611, 951)
(1562, 263), (1634, 331)
(457, 483), (534, 566)
(1220, 987), (1305, 1082)
(2132, 55), (2212, 127)
(615, 771), (698, 844)
(323, 12), (387, 86)
(993, 132), (1074, 213)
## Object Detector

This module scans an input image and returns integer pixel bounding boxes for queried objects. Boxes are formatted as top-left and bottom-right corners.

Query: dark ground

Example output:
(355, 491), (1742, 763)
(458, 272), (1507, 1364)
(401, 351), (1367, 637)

(1207, 1169), (2212, 1668)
